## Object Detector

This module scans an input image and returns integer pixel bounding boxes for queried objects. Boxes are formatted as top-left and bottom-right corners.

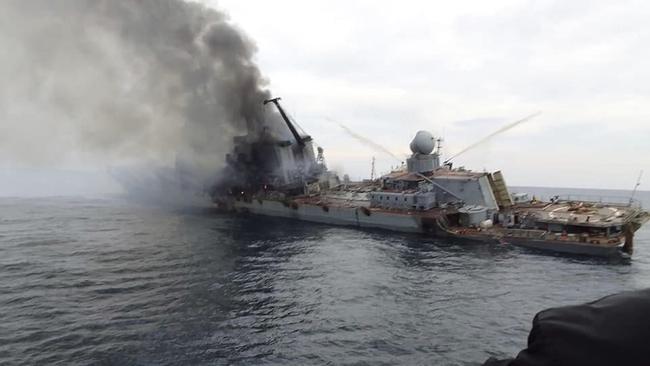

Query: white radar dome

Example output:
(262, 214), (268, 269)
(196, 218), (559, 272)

(409, 130), (435, 155)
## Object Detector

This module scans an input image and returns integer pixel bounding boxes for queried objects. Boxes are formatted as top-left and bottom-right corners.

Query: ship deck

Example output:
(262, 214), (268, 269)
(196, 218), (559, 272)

(512, 201), (639, 228)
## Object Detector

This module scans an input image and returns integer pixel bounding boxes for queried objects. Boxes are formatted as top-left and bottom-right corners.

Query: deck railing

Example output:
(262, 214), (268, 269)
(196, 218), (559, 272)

(552, 194), (642, 208)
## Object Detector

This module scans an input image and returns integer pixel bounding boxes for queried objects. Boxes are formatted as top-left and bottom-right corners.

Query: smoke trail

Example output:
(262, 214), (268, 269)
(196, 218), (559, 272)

(326, 118), (402, 162)
(445, 112), (542, 163)
(0, 0), (277, 197)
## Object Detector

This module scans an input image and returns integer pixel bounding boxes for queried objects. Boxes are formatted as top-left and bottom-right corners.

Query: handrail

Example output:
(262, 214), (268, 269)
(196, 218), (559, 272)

(552, 194), (642, 208)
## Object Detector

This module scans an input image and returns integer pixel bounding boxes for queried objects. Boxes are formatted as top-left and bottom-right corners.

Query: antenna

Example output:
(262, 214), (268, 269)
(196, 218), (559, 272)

(370, 156), (376, 180)
(630, 170), (643, 205)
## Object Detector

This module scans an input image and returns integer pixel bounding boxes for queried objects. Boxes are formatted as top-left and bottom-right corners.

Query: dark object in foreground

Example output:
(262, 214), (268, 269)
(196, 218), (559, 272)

(483, 289), (650, 366)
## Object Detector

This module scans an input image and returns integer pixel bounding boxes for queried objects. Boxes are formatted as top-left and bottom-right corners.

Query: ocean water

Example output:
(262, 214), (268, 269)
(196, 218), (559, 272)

(1, 188), (649, 366)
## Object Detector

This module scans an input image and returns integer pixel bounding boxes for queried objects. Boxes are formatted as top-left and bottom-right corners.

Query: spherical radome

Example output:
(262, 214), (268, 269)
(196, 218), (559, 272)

(409, 130), (435, 154)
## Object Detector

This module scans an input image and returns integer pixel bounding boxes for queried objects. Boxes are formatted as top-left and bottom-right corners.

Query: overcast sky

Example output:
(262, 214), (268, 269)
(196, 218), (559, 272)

(205, 0), (650, 190)
(1, 0), (649, 196)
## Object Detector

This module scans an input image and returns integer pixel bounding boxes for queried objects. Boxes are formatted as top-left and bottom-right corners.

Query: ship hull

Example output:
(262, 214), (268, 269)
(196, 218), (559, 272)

(505, 237), (624, 257)
(230, 199), (423, 233)
(223, 199), (628, 258)
(440, 233), (624, 257)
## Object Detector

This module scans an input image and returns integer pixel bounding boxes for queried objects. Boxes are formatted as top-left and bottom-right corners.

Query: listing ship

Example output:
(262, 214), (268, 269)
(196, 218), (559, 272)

(212, 98), (649, 257)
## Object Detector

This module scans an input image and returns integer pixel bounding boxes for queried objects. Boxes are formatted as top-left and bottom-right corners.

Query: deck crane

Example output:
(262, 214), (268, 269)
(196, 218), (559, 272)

(263, 97), (312, 147)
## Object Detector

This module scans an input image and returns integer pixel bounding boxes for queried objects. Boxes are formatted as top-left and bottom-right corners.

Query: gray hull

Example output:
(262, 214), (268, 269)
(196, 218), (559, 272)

(506, 237), (623, 257)
(232, 200), (424, 233)
(229, 199), (626, 258)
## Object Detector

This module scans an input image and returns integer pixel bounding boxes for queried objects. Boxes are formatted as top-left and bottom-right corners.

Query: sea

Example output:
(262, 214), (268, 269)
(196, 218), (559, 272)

(1, 187), (649, 366)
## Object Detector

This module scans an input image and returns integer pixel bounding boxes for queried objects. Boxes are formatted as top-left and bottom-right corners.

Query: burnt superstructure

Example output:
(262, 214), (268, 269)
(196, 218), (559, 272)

(216, 97), (326, 195)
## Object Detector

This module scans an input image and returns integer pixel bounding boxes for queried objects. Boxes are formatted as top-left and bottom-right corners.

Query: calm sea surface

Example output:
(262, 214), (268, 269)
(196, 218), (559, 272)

(1, 188), (649, 365)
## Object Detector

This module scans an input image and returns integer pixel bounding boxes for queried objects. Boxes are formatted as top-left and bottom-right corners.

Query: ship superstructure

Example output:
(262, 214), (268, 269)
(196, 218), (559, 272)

(213, 98), (649, 258)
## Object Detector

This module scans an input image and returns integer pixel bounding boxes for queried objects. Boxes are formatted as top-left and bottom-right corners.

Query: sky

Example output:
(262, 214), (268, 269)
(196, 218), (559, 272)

(204, 0), (650, 190)
(1, 0), (649, 196)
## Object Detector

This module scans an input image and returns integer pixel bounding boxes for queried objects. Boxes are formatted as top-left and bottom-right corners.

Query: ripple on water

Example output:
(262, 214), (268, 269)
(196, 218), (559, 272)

(1, 195), (650, 365)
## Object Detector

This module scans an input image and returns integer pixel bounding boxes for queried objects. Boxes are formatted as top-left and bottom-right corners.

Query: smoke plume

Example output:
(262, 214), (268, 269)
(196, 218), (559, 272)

(0, 0), (276, 196)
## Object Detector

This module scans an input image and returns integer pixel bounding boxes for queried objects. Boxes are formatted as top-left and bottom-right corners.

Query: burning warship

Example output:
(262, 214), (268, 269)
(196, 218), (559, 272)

(212, 98), (649, 258)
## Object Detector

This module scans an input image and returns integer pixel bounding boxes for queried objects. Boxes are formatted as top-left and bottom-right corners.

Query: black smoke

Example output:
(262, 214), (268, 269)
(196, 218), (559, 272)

(0, 0), (280, 200)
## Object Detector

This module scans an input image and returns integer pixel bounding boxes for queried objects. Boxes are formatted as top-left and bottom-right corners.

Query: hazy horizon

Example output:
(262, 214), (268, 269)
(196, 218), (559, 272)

(1, 0), (648, 195)
(0, 166), (646, 198)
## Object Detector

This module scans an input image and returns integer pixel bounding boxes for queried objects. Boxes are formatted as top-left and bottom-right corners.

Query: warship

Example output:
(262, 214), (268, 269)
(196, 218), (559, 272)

(212, 98), (649, 257)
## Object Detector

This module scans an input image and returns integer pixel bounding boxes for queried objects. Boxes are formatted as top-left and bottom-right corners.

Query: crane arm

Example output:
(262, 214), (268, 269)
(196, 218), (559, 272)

(264, 97), (305, 146)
